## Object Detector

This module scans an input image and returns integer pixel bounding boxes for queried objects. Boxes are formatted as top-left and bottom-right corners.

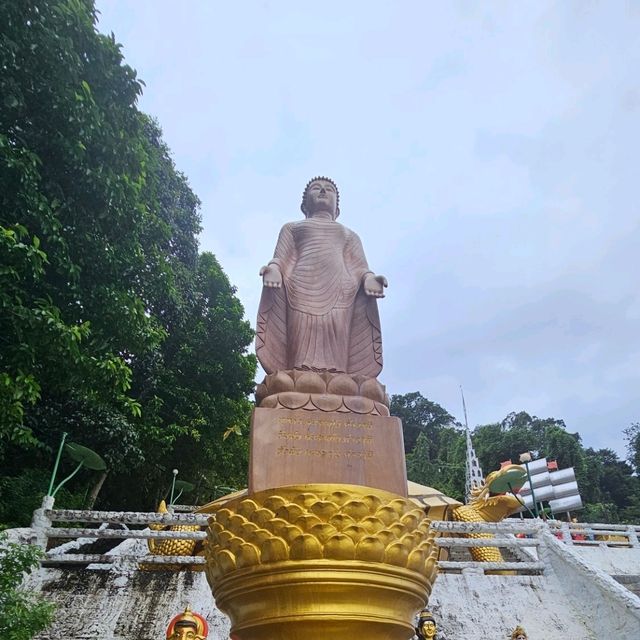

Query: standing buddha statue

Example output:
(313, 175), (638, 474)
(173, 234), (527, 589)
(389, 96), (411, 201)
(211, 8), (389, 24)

(256, 176), (387, 377)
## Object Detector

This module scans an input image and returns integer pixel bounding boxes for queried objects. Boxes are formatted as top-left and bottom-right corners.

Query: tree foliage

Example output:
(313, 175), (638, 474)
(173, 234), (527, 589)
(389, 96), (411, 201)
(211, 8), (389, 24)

(395, 392), (640, 523)
(624, 422), (640, 475)
(392, 392), (465, 501)
(0, 0), (256, 524)
(391, 391), (456, 453)
(406, 430), (466, 502)
(0, 533), (55, 640)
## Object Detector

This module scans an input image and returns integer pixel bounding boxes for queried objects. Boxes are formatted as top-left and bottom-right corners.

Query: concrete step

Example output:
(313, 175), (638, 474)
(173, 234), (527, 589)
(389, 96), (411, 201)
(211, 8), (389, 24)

(446, 541), (521, 563)
(612, 575), (640, 598)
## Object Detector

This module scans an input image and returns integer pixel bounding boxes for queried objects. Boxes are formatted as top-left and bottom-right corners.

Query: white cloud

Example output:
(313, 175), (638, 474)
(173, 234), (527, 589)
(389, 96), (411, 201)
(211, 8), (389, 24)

(97, 0), (640, 457)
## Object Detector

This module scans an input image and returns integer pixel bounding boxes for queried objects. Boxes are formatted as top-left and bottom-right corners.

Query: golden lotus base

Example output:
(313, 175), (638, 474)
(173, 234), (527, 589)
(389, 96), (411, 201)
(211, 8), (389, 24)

(204, 484), (437, 640)
(215, 560), (428, 640)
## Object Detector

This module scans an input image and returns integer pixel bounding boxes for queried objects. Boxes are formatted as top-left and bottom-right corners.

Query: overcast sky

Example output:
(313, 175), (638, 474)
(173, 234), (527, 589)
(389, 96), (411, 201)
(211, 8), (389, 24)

(96, 1), (639, 458)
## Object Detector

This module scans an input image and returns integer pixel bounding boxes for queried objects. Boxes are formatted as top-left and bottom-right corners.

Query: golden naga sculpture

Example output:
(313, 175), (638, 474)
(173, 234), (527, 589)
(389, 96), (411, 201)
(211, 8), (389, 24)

(166, 605), (208, 640)
(202, 484), (438, 640)
(415, 609), (438, 640)
(145, 500), (204, 569)
(510, 624), (528, 640)
(450, 464), (527, 565)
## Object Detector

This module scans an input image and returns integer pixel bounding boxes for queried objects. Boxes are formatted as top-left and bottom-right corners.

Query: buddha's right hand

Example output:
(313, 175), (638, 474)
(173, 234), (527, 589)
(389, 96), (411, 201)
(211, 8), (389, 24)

(260, 264), (282, 288)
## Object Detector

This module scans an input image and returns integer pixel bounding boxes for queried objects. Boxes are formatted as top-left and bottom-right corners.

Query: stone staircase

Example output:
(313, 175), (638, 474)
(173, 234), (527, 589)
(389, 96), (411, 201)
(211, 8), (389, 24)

(613, 574), (640, 598)
(446, 543), (521, 563)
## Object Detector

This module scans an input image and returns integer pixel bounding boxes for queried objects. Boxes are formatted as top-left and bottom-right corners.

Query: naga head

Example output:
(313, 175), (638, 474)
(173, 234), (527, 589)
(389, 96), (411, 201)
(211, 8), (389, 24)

(468, 464), (527, 522)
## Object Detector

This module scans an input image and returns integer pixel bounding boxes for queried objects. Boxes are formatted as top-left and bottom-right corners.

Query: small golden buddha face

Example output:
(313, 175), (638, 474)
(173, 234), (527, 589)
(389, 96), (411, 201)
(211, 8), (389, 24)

(419, 619), (437, 638)
(169, 622), (199, 640)
(511, 628), (527, 640)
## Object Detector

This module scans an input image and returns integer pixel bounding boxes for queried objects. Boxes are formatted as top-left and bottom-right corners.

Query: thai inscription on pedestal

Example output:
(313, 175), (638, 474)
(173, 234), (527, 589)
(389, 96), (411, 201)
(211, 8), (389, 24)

(248, 407), (407, 495)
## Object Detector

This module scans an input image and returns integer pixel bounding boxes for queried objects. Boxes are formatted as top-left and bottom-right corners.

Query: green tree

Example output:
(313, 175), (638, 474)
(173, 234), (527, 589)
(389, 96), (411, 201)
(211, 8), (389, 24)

(390, 391), (456, 453)
(406, 429), (466, 502)
(0, 0), (256, 522)
(391, 392), (465, 500)
(472, 411), (585, 475)
(0, 0), (159, 451)
(110, 252), (256, 510)
(471, 412), (640, 523)
(0, 533), (54, 639)
(395, 393), (638, 521)
(591, 449), (635, 511)
(624, 422), (640, 475)
(472, 418), (535, 472)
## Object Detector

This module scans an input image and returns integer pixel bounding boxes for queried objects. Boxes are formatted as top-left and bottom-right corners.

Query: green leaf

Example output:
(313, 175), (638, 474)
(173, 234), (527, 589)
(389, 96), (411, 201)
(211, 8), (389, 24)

(64, 442), (107, 471)
(174, 480), (195, 494)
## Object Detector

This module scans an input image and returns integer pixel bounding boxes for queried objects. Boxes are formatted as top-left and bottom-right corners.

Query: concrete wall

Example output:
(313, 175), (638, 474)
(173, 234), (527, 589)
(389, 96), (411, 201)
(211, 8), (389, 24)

(572, 545), (640, 576)
(429, 572), (594, 639)
(540, 531), (640, 639)
(13, 526), (640, 640)
(25, 539), (230, 640)
(30, 562), (600, 640)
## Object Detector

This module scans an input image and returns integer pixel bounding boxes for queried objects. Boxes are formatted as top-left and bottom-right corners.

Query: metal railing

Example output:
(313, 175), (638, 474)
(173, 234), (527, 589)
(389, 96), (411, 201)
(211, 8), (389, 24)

(34, 502), (209, 567)
(545, 520), (640, 547)
(30, 498), (640, 572)
(432, 520), (546, 574)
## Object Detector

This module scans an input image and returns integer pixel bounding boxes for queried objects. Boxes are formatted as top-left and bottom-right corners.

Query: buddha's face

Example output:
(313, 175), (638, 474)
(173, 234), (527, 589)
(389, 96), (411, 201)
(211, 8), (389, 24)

(419, 620), (437, 638)
(169, 622), (199, 640)
(304, 180), (337, 218)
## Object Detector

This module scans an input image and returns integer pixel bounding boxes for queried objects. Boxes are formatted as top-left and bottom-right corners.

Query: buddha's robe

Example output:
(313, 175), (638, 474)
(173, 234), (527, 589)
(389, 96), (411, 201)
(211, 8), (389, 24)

(256, 218), (383, 376)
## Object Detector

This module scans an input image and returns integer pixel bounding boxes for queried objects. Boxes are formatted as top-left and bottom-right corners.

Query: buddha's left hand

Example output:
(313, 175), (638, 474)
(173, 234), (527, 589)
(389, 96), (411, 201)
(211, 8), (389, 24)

(364, 274), (388, 298)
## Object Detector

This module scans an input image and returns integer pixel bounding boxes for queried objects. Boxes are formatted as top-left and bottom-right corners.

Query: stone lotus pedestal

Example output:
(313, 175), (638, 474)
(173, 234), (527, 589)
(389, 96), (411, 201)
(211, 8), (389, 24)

(255, 369), (391, 416)
(203, 484), (437, 640)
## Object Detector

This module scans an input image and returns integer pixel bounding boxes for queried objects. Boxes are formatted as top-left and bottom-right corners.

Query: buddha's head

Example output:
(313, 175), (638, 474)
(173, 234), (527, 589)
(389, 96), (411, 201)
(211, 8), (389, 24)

(510, 625), (527, 640)
(416, 610), (437, 639)
(166, 606), (208, 640)
(301, 176), (340, 220)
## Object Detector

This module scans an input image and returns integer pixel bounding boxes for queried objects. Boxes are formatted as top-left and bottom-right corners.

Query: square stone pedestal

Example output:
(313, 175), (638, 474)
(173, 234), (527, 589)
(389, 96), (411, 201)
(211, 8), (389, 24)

(248, 407), (407, 496)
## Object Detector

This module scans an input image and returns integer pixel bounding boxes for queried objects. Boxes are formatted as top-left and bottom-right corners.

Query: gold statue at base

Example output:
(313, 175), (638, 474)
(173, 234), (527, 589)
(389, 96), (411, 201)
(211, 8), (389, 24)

(143, 500), (204, 571)
(166, 606), (208, 640)
(510, 624), (528, 640)
(415, 609), (438, 639)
